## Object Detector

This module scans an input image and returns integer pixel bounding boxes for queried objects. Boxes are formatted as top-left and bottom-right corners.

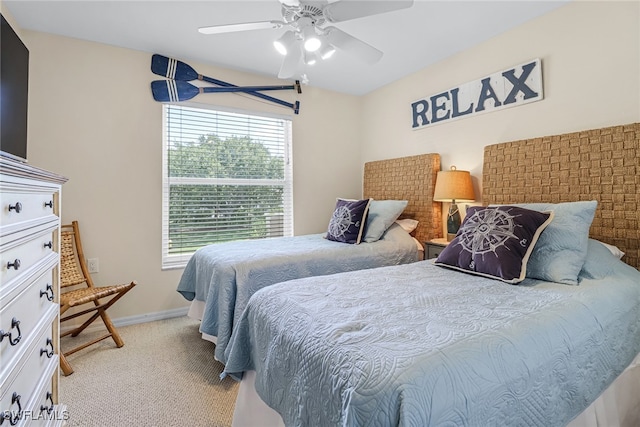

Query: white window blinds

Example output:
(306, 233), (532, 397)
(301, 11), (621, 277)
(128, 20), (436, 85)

(162, 104), (293, 269)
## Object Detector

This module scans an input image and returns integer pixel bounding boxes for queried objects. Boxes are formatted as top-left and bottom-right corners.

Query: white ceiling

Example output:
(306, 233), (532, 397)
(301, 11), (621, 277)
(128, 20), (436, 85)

(5, 0), (568, 96)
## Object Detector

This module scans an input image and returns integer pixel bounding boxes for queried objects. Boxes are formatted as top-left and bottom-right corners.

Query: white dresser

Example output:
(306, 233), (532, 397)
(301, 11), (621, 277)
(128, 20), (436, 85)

(0, 156), (67, 426)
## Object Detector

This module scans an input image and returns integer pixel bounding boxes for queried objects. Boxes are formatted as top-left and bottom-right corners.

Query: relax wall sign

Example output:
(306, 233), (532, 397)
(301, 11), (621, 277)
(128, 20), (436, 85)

(411, 59), (543, 129)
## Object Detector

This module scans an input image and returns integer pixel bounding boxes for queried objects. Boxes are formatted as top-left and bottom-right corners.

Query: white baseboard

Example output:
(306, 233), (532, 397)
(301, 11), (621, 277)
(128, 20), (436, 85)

(60, 306), (190, 335)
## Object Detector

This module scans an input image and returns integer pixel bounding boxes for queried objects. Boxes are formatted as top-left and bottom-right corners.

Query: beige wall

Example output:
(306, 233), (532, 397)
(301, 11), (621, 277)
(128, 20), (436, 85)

(13, 0), (640, 323)
(23, 31), (362, 321)
(360, 0), (640, 196)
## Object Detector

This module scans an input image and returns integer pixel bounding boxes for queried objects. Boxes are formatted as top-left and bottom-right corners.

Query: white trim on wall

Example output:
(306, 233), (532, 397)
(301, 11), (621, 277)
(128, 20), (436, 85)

(60, 307), (190, 335)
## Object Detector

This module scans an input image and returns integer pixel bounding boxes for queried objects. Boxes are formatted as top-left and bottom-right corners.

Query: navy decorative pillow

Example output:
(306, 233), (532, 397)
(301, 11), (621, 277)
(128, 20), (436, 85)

(435, 206), (554, 283)
(326, 198), (372, 244)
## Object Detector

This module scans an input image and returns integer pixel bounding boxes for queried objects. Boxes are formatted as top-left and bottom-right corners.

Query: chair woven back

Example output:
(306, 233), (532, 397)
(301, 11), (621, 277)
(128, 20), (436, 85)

(60, 225), (92, 289)
(58, 220), (137, 376)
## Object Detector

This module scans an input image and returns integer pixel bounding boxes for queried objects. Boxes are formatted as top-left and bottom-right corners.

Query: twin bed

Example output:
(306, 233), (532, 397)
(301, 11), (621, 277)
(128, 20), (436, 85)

(225, 241), (639, 426)
(177, 153), (442, 363)
(210, 123), (640, 427)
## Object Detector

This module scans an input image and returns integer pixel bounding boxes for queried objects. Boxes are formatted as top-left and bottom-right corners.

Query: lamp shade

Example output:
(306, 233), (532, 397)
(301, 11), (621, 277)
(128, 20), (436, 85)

(433, 166), (475, 202)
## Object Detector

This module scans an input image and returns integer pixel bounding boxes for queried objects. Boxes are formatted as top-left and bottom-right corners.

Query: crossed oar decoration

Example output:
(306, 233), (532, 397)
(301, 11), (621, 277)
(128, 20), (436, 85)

(150, 54), (301, 114)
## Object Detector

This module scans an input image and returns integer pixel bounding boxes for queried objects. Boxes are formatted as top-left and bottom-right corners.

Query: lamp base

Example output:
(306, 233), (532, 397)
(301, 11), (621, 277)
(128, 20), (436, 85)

(446, 203), (461, 242)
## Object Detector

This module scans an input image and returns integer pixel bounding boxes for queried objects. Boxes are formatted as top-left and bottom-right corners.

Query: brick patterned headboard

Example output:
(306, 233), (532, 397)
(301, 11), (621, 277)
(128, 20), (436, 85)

(363, 153), (442, 245)
(483, 123), (640, 269)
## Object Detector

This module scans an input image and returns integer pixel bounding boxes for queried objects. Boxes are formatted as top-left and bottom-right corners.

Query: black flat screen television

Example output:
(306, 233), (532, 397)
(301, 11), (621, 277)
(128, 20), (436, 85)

(1, 13), (29, 162)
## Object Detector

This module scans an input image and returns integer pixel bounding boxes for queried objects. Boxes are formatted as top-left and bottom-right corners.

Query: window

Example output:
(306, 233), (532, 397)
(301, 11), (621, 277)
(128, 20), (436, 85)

(162, 104), (293, 269)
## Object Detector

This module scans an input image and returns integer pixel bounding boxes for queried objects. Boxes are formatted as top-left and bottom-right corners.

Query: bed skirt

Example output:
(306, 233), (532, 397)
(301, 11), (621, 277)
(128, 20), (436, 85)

(187, 300), (218, 344)
(231, 353), (640, 427)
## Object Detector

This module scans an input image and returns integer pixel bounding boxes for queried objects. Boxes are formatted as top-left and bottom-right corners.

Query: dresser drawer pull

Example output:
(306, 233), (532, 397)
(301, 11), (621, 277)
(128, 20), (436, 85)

(40, 392), (54, 415)
(7, 202), (22, 213)
(40, 284), (55, 301)
(6, 259), (21, 270)
(0, 318), (22, 346)
(44, 200), (53, 208)
(40, 338), (54, 358)
(44, 241), (53, 249)
(1, 392), (22, 425)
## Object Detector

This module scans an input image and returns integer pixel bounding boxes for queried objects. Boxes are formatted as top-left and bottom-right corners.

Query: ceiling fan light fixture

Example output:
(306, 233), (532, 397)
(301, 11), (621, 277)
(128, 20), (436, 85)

(302, 26), (321, 52)
(199, 0), (416, 81)
(273, 30), (296, 55)
(319, 44), (336, 60)
(304, 51), (318, 66)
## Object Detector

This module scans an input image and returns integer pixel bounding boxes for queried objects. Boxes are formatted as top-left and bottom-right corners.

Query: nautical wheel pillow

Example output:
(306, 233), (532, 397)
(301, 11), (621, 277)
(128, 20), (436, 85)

(326, 198), (372, 244)
(435, 206), (554, 283)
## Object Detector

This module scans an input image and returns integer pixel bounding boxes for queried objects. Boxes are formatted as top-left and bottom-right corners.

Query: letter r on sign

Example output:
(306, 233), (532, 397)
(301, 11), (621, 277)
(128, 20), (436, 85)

(411, 100), (430, 128)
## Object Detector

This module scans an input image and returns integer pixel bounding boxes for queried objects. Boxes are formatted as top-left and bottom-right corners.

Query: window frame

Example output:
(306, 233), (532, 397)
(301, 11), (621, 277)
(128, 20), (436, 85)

(161, 102), (294, 270)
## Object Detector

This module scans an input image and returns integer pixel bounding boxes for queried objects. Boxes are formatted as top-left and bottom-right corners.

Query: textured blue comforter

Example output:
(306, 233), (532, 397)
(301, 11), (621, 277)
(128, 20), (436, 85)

(177, 224), (419, 363)
(223, 240), (640, 426)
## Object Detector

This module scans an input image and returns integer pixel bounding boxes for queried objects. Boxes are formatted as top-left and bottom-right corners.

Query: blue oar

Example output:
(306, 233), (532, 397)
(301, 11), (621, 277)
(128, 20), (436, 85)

(151, 54), (301, 113)
(152, 79), (301, 109)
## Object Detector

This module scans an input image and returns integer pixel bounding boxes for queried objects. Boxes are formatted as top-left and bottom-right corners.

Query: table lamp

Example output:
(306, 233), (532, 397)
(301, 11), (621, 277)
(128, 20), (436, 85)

(433, 166), (476, 241)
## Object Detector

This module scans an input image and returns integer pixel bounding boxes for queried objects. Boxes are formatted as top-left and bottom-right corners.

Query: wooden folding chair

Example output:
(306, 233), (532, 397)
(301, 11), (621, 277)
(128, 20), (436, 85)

(59, 220), (136, 376)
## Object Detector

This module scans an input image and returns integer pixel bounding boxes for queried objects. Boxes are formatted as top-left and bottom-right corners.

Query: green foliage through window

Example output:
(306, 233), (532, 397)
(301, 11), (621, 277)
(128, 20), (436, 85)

(162, 105), (293, 268)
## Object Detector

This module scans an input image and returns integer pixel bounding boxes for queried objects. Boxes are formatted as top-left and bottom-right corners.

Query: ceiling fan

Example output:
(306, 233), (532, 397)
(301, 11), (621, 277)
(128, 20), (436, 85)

(198, 0), (414, 80)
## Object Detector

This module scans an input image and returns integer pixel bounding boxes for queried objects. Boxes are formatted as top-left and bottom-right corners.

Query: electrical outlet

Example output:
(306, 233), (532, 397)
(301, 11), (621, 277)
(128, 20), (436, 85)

(87, 258), (99, 273)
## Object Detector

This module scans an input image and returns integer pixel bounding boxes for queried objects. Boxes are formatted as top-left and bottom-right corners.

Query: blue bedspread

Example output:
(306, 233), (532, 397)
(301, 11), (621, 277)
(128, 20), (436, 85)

(223, 240), (640, 426)
(177, 223), (419, 363)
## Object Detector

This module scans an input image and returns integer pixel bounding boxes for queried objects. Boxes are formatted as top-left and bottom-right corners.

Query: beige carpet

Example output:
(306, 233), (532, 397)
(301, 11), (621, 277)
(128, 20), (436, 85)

(60, 316), (238, 427)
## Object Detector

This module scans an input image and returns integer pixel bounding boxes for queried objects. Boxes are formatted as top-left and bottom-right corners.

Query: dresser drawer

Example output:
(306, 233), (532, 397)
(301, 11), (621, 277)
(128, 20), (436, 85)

(0, 189), (56, 231)
(0, 228), (57, 288)
(0, 321), (57, 427)
(24, 374), (67, 427)
(0, 270), (57, 381)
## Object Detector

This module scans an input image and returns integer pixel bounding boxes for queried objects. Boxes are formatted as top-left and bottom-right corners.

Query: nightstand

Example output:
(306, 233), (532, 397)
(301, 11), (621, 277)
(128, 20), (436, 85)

(425, 238), (449, 259)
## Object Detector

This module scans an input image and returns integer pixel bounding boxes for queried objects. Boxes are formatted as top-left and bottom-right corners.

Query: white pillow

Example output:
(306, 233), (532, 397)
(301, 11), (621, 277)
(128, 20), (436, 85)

(395, 218), (419, 233)
(494, 201), (597, 285)
(363, 200), (408, 243)
(598, 241), (625, 259)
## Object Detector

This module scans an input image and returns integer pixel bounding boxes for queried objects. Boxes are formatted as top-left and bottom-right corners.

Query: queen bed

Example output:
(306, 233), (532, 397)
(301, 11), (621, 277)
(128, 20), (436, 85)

(222, 123), (640, 427)
(177, 153), (442, 363)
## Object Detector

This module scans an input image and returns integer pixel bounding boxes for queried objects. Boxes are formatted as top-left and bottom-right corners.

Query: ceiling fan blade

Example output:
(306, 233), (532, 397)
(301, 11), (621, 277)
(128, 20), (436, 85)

(324, 26), (383, 64)
(198, 21), (283, 35)
(324, 0), (414, 23)
(279, 0), (300, 6)
(278, 45), (303, 79)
